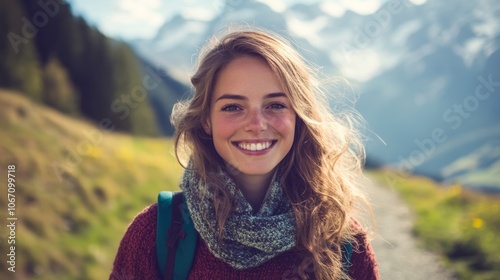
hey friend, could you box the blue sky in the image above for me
[67,0,409,40]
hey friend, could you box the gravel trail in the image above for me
[363,176,456,280]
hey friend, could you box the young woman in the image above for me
[111,29,379,279]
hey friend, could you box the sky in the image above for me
[67,0,407,41]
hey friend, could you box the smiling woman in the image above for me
[110,28,379,280]
[205,56,296,208]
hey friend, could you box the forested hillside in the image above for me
[0,0,176,136]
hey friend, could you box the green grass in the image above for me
[368,169,500,280]
[0,90,184,279]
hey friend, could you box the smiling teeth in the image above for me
[238,142,272,151]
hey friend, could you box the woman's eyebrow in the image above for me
[215,92,287,103]
[264,92,287,99]
[215,94,247,102]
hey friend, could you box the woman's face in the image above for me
[207,55,296,183]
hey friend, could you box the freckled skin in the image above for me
[207,56,296,191]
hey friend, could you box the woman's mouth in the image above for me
[234,141,276,151]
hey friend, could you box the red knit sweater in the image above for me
[110,204,379,280]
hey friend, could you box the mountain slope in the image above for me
[0,89,183,279]
[136,57,191,135]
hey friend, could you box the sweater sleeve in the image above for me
[110,204,162,280]
[349,228,380,280]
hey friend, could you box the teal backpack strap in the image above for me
[341,241,353,274]
[156,191,198,280]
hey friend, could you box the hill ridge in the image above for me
[0,89,183,279]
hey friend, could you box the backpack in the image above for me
[156,191,198,280]
[156,191,353,280]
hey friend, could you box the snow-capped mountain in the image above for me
[131,0,500,191]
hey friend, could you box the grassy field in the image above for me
[368,169,500,280]
[0,90,184,279]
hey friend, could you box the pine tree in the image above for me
[42,56,80,116]
[113,43,157,136]
[0,0,43,101]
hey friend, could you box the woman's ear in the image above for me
[202,119,212,135]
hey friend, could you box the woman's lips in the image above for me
[232,140,277,153]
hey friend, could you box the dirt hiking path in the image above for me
[363,175,456,280]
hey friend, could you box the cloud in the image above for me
[181,3,219,21]
[101,0,165,39]
[320,0,384,17]
[286,16,329,48]
[331,48,383,82]
[182,8,214,21]
[255,0,287,12]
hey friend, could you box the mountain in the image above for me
[131,0,500,191]
[136,57,191,135]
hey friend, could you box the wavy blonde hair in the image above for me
[172,28,369,279]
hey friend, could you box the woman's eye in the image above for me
[268,103,286,110]
[221,104,241,112]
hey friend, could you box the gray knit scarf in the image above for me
[181,163,296,269]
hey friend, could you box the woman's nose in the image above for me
[244,108,267,132]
